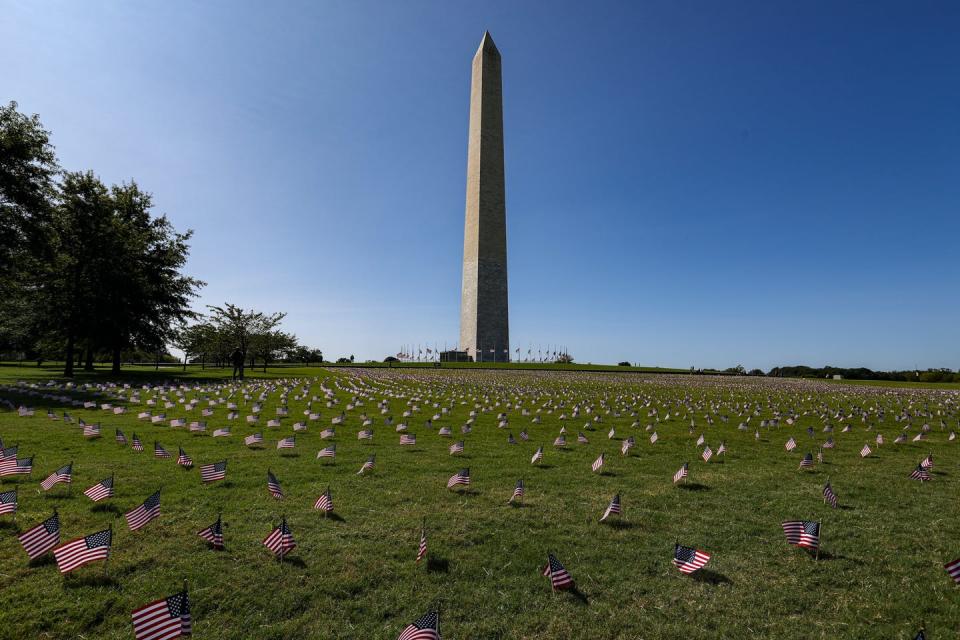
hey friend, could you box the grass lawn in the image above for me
[0,366,957,638]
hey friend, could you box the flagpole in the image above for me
[816,520,822,561]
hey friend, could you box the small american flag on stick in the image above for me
[396,609,440,640]
[84,475,114,502]
[542,553,574,590]
[509,478,524,504]
[198,515,224,550]
[263,517,296,558]
[267,470,284,499]
[600,493,621,522]
[200,460,227,483]
[317,445,336,459]
[673,543,710,574]
[591,453,605,473]
[673,462,689,484]
[131,589,191,640]
[782,520,820,551]
[447,468,470,489]
[41,462,72,490]
[416,524,427,563]
[0,488,17,514]
[18,511,60,559]
[314,487,333,513]
[53,527,111,573]
[357,455,375,475]
[126,490,161,531]
[823,482,838,508]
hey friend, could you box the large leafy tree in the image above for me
[206,304,286,379]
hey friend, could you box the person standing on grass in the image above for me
[231,348,244,380]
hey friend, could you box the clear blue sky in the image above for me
[3,1,958,370]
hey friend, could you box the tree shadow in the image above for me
[28,554,56,568]
[91,503,122,514]
[0,519,19,531]
[426,556,449,573]
[678,483,709,491]
[691,569,732,585]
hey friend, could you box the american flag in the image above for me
[945,557,960,584]
[358,429,373,440]
[817,448,824,463]
[696,434,705,446]
[577,432,588,444]
[177,447,193,467]
[83,422,101,438]
[449,440,464,454]
[41,463,73,490]
[621,436,635,455]
[507,433,517,444]
[357,455,375,475]
[416,526,427,563]
[823,482,838,508]
[591,453,605,472]
[876,433,884,445]
[18,511,60,559]
[53,528,111,573]
[823,437,835,449]
[84,476,114,501]
[799,453,814,468]
[198,515,224,550]
[154,442,171,459]
[717,441,726,456]
[438,426,451,436]
[447,468,470,489]
[116,429,127,444]
[0,444,16,460]
[200,460,227,483]
[894,433,907,444]
[0,488,17,514]
[277,436,295,449]
[400,434,417,446]
[785,437,796,452]
[701,446,713,463]
[321,428,335,439]
[920,453,934,470]
[317,445,336,459]
[519,430,529,441]
[531,446,544,464]
[673,544,711,574]
[509,478,524,503]
[782,520,820,550]
[542,553,574,590]
[600,493,621,521]
[190,420,207,432]
[267,470,284,498]
[909,464,931,481]
[126,490,161,531]
[608,427,616,439]
[650,431,658,444]
[245,432,263,446]
[263,517,296,558]
[396,609,440,640]
[212,427,230,437]
[132,434,144,451]
[314,487,333,512]
[0,456,32,476]
[131,590,191,640]
[860,444,872,458]
[553,435,567,447]
[673,462,689,484]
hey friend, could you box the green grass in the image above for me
[0,367,957,638]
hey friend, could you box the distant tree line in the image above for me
[0,101,202,375]
[767,365,960,383]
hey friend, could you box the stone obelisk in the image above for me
[460,31,509,363]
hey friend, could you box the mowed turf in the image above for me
[0,367,958,639]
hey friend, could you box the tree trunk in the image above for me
[64,334,75,377]
[112,346,121,374]
[84,346,94,372]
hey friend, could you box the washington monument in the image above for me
[460,31,509,363]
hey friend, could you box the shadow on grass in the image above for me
[603,519,634,530]
[278,556,307,568]
[279,453,300,458]
[533,464,555,470]
[837,504,855,511]
[597,471,617,477]
[565,587,589,605]
[91,503,122,514]
[64,573,119,589]
[0,519,18,531]
[426,556,449,573]
[692,569,732,585]
[323,512,346,523]
[450,488,479,497]
[28,554,56,568]
[813,550,848,561]
[678,483,709,491]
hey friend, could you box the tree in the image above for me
[250,330,298,372]
[618,361,631,367]
[206,304,286,380]
[556,353,574,364]
[174,322,217,370]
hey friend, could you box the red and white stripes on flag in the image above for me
[945,558,960,584]
[84,476,115,502]
[0,488,17,514]
[542,553,574,590]
[40,463,72,490]
[673,463,689,483]
[131,590,191,640]
[416,527,427,563]
[18,511,60,559]
[509,478,524,503]
[267,470,284,499]
[860,444,872,458]
[782,520,820,550]
[53,528,111,573]
[125,490,161,531]
[357,455,375,475]
[263,517,296,558]
[245,432,264,446]
[447,468,470,489]
[199,460,227,483]
[531,446,543,464]
[277,437,295,450]
[176,448,193,467]
[317,445,336,459]
[673,544,711,574]
[197,515,224,550]
[591,453,605,472]
[600,493,621,522]
[396,609,440,640]
[314,487,333,513]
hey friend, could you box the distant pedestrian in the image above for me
[231,348,244,380]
